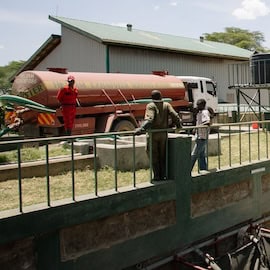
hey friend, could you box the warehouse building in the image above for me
[15,15,252,103]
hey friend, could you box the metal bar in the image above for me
[217,128,221,169]
[45,143,51,207]
[240,90,259,122]
[165,135,168,179]
[229,125,232,167]
[257,127,260,160]
[132,134,136,187]
[114,134,118,192]
[17,144,23,213]
[248,124,251,163]
[149,131,153,181]
[236,89,240,122]
[101,89,116,107]
[237,90,269,112]
[206,132,209,171]
[266,129,269,159]
[94,138,98,196]
[239,124,242,165]
[71,140,75,201]
[259,88,262,121]
[117,88,132,111]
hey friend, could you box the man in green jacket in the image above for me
[135,90,182,181]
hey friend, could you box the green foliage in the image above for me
[0,61,25,128]
[203,27,269,52]
[0,106,4,129]
[0,154,8,164]
[0,60,25,94]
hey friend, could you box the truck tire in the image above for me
[113,120,135,132]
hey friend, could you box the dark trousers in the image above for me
[146,133,167,180]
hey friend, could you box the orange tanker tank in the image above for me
[12,71,186,108]
[10,70,194,137]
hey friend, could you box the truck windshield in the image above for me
[206,81,216,96]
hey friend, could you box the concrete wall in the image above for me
[1,137,270,269]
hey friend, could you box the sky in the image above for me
[1,0,270,66]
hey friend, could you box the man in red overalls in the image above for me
[57,75,79,135]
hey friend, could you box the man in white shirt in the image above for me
[191,99,210,171]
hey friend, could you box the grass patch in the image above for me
[0,143,71,164]
[0,167,150,211]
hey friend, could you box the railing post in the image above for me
[168,136,192,240]
[236,89,240,122]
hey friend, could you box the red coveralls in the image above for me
[57,85,78,135]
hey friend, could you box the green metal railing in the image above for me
[0,132,152,213]
[189,120,270,174]
[1,121,270,214]
[217,104,270,123]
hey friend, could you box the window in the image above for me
[206,81,216,96]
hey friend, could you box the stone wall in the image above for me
[60,201,176,261]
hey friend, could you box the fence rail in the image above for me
[193,121,270,174]
[1,121,270,214]
[217,104,270,123]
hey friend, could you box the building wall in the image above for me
[108,46,236,103]
[36,27,107,72]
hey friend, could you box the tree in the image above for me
[0,61,25,94]
[203,27,268,52]
[0,61,25,129]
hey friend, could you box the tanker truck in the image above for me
[4,70,218,137]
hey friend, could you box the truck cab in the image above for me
[177,76,218,113]
[176,76,218,126]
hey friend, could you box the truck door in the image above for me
[188,81,202,105]
[204,80,218,113]
[179,76,218,113]
[188,79,218,112]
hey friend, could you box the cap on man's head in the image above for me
[151,90,162,101]
[67,75,75,82]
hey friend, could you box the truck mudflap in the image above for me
[37,112,56,126]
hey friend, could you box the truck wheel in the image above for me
[113,120,135,132]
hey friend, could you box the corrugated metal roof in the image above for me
[49,15,252,60]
